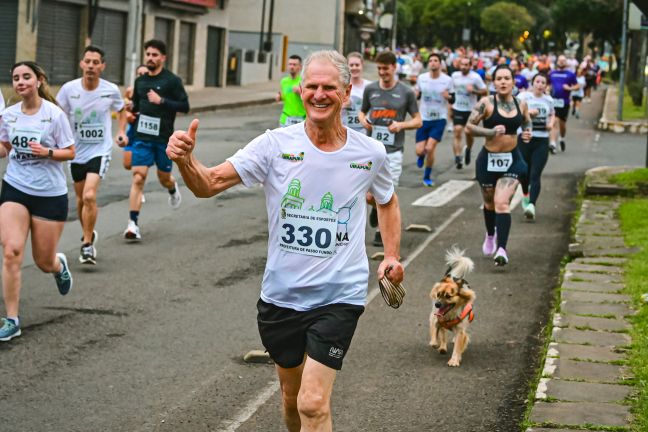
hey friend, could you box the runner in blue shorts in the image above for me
[123,40,188,241]
[414,53,454,186]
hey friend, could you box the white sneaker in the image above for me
[168,183,181,209]
[446,123,454,133]
[524,203,536,221]
[141,194,146,204]
[123,220,141,241]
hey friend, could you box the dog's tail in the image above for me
[445,246,474,280]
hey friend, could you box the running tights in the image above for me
[495,213,511,249]
[520,137,549,205]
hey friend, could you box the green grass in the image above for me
[622,86,647,121]
[618,199,648,432]
[610,168,648,190]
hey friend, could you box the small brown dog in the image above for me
[429,247,475,367]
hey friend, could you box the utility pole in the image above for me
[259,0,266,53]
[617,0,629,122]
[124,0,143,86]
[391,0,397,51]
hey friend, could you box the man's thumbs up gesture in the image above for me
[167,118,200,164]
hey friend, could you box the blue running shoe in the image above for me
[0,318,21,341]
[54,253,73,295]
[423,178,434,187]
[416,155,424,168]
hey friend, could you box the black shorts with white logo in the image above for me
[0,180,68,222]
[452,110,471,126]
[70,155,111,183]
[257,299,364,370]
[554,106,570,122]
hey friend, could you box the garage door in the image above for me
[0,0,19,83]
[36,0,82,84]
[92,8,127,84]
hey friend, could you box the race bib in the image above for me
[426,109,442,120]
[10,128,41,155]
[372,125,395,146]
[454,95,470,111]
[487,152,513,172]
[278,208,337,258]
[285,116,304,126]
[77,123,105,145]
[553,98,565,108]
[529,103,548,130]
[137,114,161,136]
[345,109,361,127]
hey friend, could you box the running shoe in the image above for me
[124,220,142,241]
[560,140,566,152]
[482,232,497,256]
[423,178,434,187]
[79,244,96,265]
[416,155,424,169]
[521,195,530,211]
[54,253,73,295]
[0,318,20,342]
[369,207,378,228]
[549,143,557,155]
[494,247,509,266]
[169,182,182,209]
[574,111,580,119]
[446,123,454,133]
[373,231,383,247]
[455,155,463,170]
[464,148,472,166]
[524,203,536,221]
[79,230,98,245]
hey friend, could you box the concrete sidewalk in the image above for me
[185,79,280,114]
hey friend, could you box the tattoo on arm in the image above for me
[467,100,496,137]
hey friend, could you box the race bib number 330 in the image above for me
[279,208,337,258]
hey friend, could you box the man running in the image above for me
[276,55,306,127]
[509,59,529,96]
[123,39,188,241]
[166,50,404,432]
[451,56,487,169]
[548,54,579,153]
[359,50,421,247]
[414,53,454,186]
[57,45,127,264]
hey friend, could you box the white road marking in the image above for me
[222,207,465,431]
[218,380,281,432]
[412,180,474,207]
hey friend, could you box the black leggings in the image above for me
[519,136,549,205]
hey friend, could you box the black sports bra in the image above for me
[483,96,523,135]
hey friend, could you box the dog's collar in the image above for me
[437,303,474,330]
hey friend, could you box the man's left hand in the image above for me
[378,257,404,285]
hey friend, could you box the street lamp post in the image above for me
[617,0,629,122]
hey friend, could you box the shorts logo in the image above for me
[350,161,372,171]
[329,347,344,359]
[281,152,305,162]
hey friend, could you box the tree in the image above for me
[480,2,535,47]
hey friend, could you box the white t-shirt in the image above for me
[0,100,75,196]
[343,79,371,132]
[415,72,453,121]
[573,76,586,98]
[56,78,124,164]
[228,124,394,311]
[451,71,486,112]
[0,89,5,113]
[518,91,554,138]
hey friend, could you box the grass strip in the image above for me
[618,199,648,432]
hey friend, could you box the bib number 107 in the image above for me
[281,223,332,249]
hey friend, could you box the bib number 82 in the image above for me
[281,223,332,249]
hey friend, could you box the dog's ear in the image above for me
[430,282,441,299]
[458,286,476,302]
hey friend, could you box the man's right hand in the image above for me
[167,119,199,164]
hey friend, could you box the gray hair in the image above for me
[303,50,351,88]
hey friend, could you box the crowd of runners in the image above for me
[0,37,597,432]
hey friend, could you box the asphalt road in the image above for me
[0,88,645,432]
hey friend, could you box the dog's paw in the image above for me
[429,341,439,349]
[447,358,461,367]
[438,347,447,355]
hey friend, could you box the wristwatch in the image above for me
[48,149,54,159]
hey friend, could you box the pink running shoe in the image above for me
[482,232,497,256]
[494,247,509,266]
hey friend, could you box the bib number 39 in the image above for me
[487,152,513,172]
[279,208,337,258]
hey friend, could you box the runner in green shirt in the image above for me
[276,55,306,126]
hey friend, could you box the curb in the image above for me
[598,87,648,134]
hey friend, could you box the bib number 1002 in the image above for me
[281,224,332,249]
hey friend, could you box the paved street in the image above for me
[0,88,645,431]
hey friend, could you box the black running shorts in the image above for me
[257,299,364,370]
[452,110,471,126]
[70,155,111,183]
[0,180,68,222]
